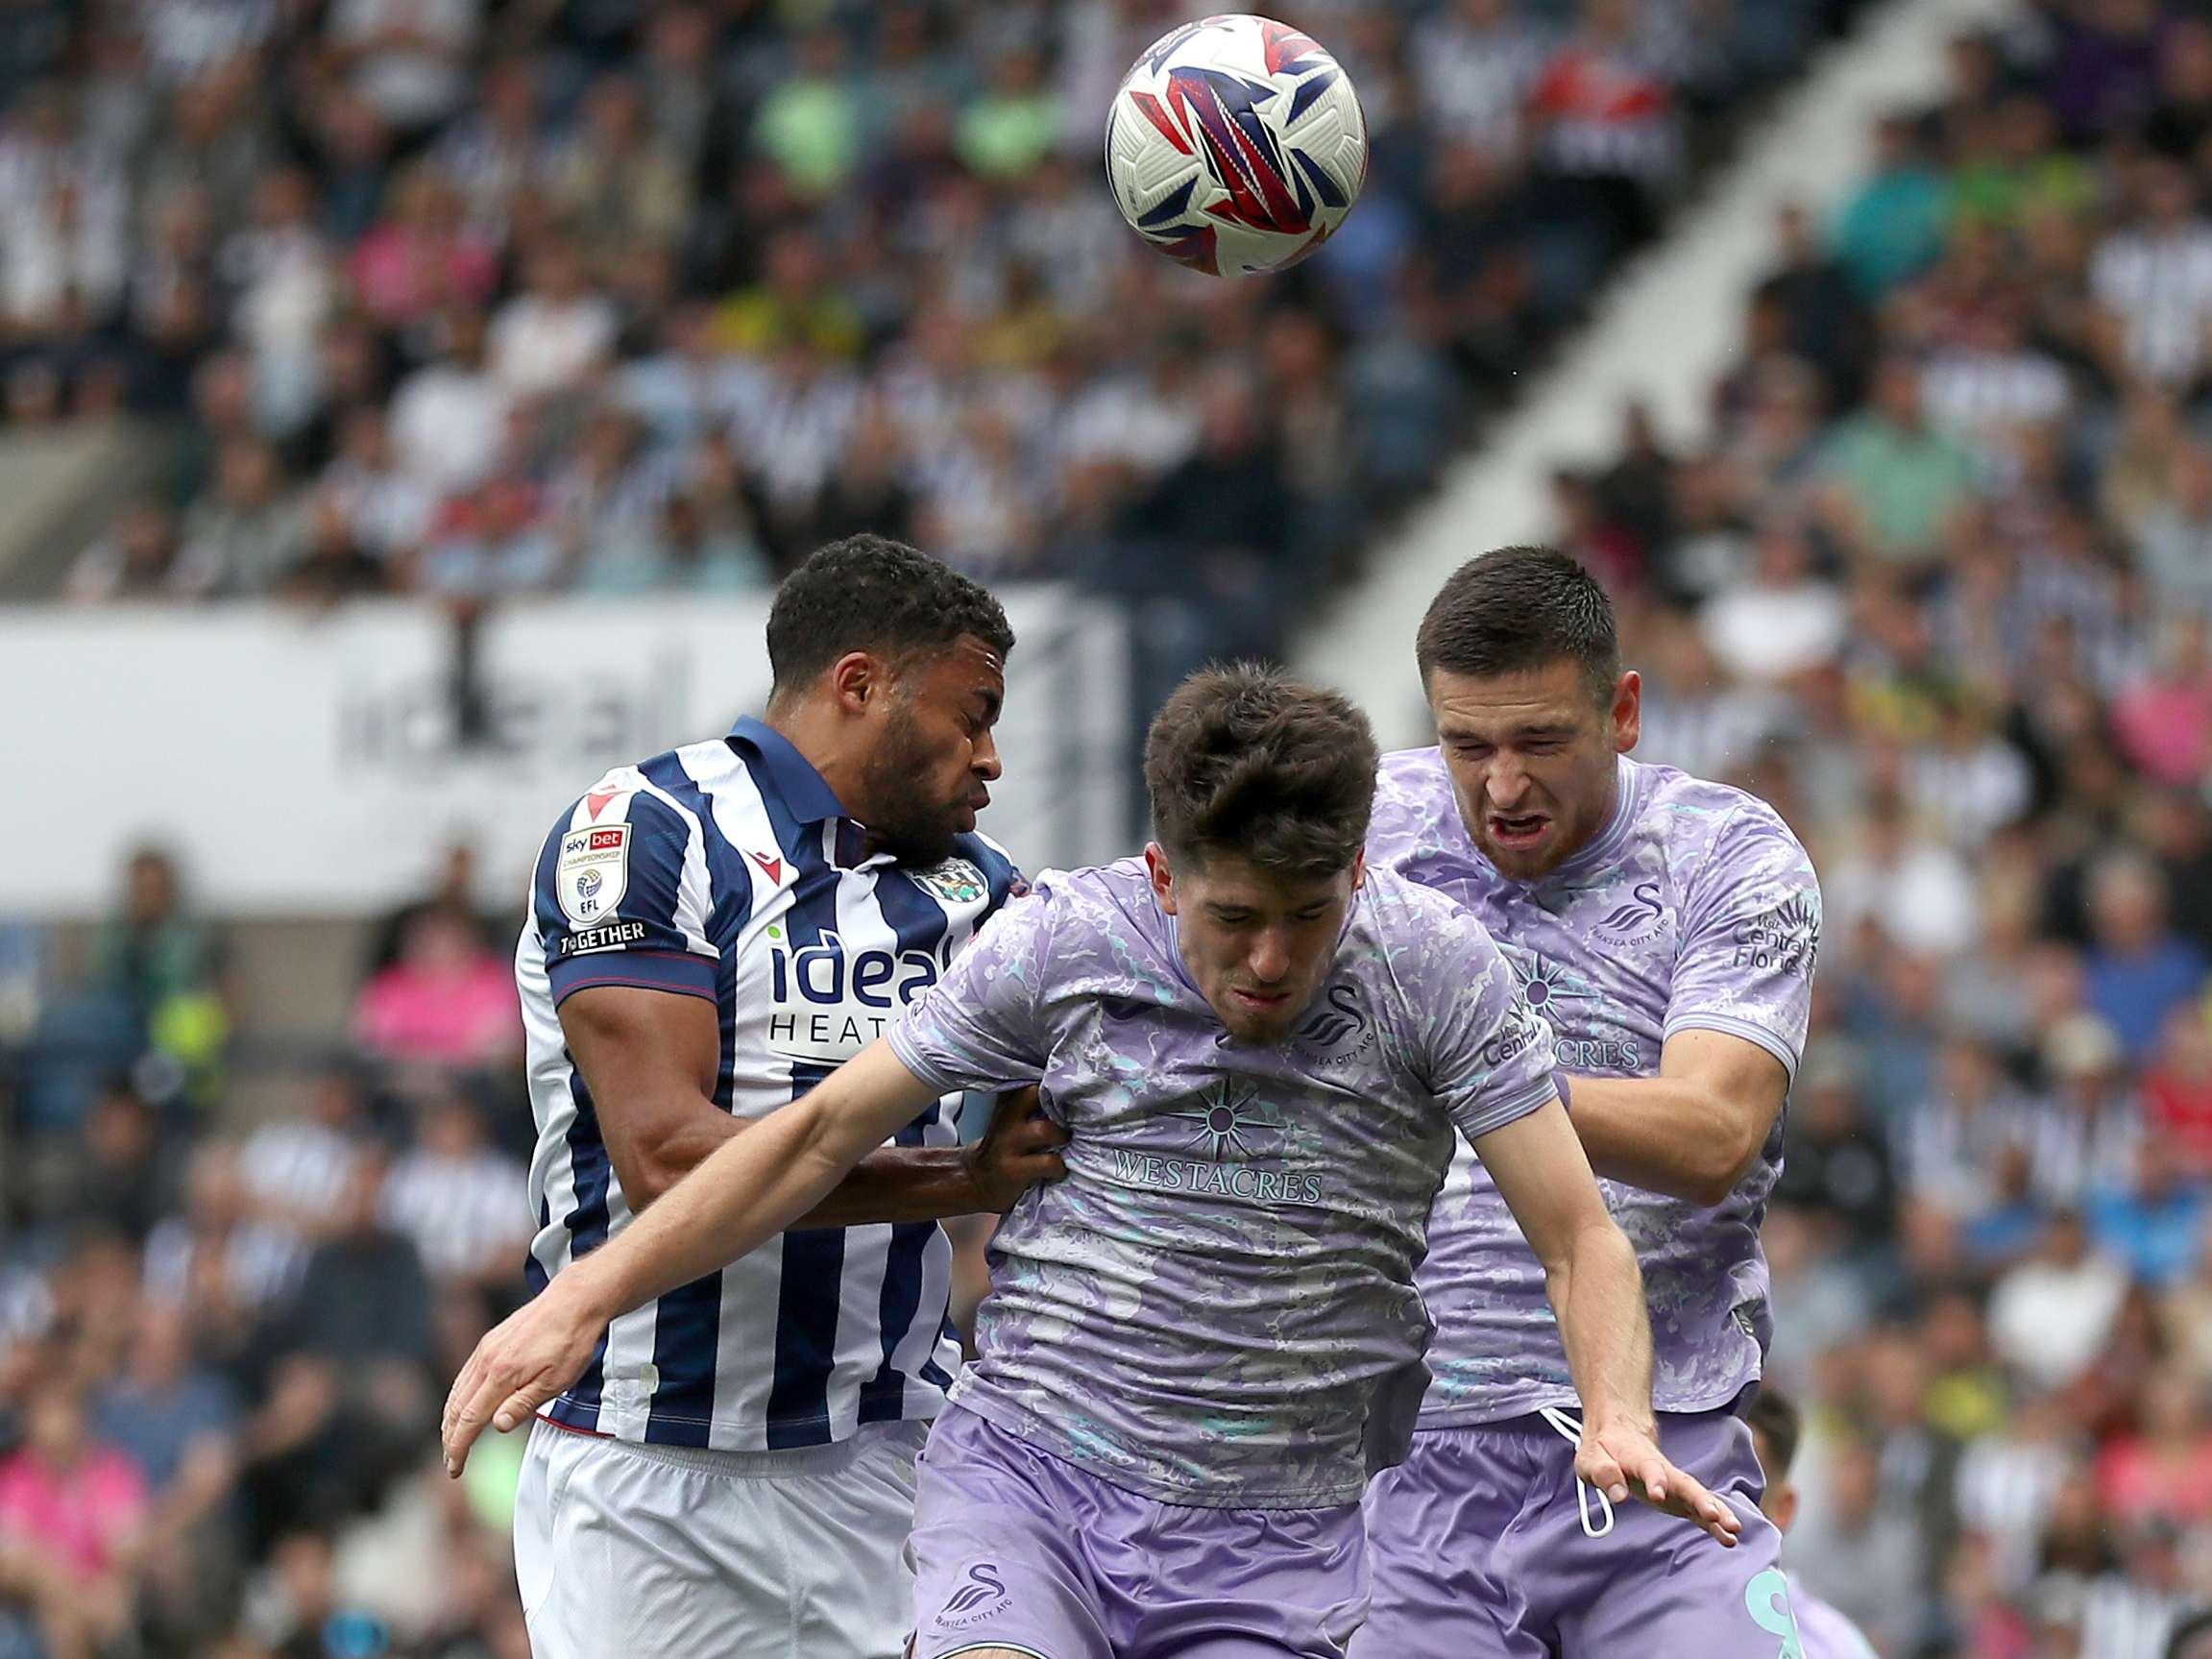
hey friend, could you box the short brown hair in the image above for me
[1416,546,1619,704]
[1144,666,1378,877]
[1745,1386,1801,1479]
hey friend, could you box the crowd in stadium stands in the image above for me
[53,1,2212,1658]
[0,840,537,1659]
[1538,12,2212,1657]
[25,0,1849,701]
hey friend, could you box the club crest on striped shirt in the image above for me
[912,857,986,905]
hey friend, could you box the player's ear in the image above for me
[1611,670,1641,756]
[1767,1479,1798,1534]
[1144,843,1179,914]
[826,649,886,717]
[1349,851,1367,891]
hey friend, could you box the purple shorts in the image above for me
[1353,1405,1797,1659]
[909,1407,1369,1659]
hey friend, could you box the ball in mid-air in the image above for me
[1105,13,1367,280]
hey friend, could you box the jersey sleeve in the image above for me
[1664,806,1821,1079]
[1414,902,1563,1143]
[535,777,722,1007]
[888,887,1054,1093]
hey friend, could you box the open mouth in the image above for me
[1487,812,1551,850]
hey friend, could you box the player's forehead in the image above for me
[1184,851,1349,910]
[903,635,1006,711]
[1426,660,1595,736]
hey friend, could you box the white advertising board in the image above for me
[0,590,1130,917]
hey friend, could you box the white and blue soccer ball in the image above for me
[1105,13,1368,279]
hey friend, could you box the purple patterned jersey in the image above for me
[1367,750,1819,1425]
[887,858,1560,1509]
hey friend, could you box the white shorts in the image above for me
[515,1417,929,1659]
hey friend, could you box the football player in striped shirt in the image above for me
[504,536,1067,1659]
[447,667,1739,1659]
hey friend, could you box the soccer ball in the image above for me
[1105,13,1367,279]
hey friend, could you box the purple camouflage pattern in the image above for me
[1364,750,1820,1425]
[887,856,1561,1510]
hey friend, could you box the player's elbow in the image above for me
[607,1124,723,1212]
[1685,1121,1765,1208]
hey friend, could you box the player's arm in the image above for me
[444,1037,947,1471]
[1473,1100,1741,1547]
[562,984,1063,1224]
[1560,1029,1788,1208]
[1571,821,1818,1207]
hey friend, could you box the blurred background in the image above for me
[5,0,2212,1654]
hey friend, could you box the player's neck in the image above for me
[762,698,867,818]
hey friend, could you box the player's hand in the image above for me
[1575,1416,1743,1547]
[441,1276,607,1476]
[961,1086,1070,1212]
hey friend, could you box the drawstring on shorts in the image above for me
[1538,1406,1616,1540]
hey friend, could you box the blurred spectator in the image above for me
[0,1383,147,1659]
[239,1068,374,1244]
[957,45,1060,181]
[377,1090,527,1293]
[486,236,615,400]
[2091,156,2212,395]
[2083,852,2207,1064]
[1819,354,1976,571]
[2090,1140,2209,1291]
[350,904,520,1070]
[1791,1433,1927,1653]
[2145,1006,2212,1178]
[1831,111,1949,299]
[1988,1210,2130,1393]
[1697,514,1847,685]
[171,435,309,597]
[388,308,509,496]
[92,1299,240,1647]
[546,72,691,271]
[65,499,183,603]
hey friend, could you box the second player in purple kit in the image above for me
[440,666,1743,1659]
[1355,547,1824,1659]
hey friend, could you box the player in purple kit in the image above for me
[1746,1389,1881,1659]
[1356,547,1823,1658]
[443,667,1740,1659]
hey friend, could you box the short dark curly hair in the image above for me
[766,535,1014,694]
[1416,546,1619,705]
[1145,666,1378,877]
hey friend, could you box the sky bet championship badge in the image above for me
[557,822,631,927]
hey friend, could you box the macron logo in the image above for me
[749,850,786,885]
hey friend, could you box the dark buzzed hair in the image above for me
[766,535,1014,694]
[1145,666,1378,877]
[1745,1387,1801,1480]
[1416,546,1620,704]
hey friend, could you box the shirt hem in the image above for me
[945,1388,1366,1512]
[1415,1369,1763,1430]
[547,1381,948,1451]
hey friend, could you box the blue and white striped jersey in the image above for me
[518,716,1023,1452]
